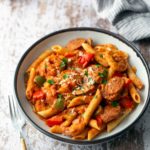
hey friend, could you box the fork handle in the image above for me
[20,138,27,150]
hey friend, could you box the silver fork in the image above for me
[8,95,27,150]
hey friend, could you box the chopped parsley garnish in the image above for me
[47,79,54,85]
[63,74,68,79]
[111,101,119,107]
[84,70,88,76]
[100,54,103,58]
[98,72,105,78]
[98,69,108,78]
[102,79,107,84]
[34,75,46,87]
[55,94,64,110]
[88,77,95,85]
[96,63,101,67]
[60,58,68,68]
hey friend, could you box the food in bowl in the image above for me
[25,38,144,140]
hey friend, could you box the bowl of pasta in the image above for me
[14,28,150,144]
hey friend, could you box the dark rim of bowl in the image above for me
[14,27,150,145]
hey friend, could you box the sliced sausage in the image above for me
[100,105,122,123]
[113,51,128,72]
[103,77,124,101]
[67,38,85,50]
[85,65,104,84]
[116,59,128,72]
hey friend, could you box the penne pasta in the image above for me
[51,45,63,53]
[94,51,109,67]
[72,128,88,140]
[86,38,92,46]
[67,96,91,108]
[129,83,141,103]
[61,113,77,127]
[25,38,144,140]
[89,119,100,130]
[87,127,105,140]
[37,107,58,118]
[127,64,143,89]
[50,125,64,134]
[107,109,132,132]
[27,50,51,72]
[26,68,36,99]
[105,51,117,78]
[83,89,102,125]
[82,43,95,54]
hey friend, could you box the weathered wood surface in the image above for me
[0,0,149,150]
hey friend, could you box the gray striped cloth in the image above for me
[93,0,150,41]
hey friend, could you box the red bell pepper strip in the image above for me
[120,96,134,109]
[33,90,45,100]
[46,116,63,127]
[78,53,94,67]
[124,79,132,88]
[112,72,123,77]
[96,115,103,126]
[64,52,75,58]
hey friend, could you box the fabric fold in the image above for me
[93,0,150,41]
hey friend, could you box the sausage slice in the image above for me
[103,77,124,101]
[100,105,122,123]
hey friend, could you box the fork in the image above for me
[8,95,27,150]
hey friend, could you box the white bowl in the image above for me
[14,28,150,145]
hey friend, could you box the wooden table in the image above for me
[0,0,150,149]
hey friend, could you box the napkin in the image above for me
[93,0,150,41]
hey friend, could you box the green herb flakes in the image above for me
[60,58,68,68]
[100,54,103,58]
[111,101,119,107]
[47,79,54,85]
[102,79,107,84]
[96,64,101,67]
[63,74,68,79]
[84,70,88,76]
[34,75,46,87]
[98,69,108,78]
[55,94,64,110]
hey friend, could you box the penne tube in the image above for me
[27,50,51,72]
[26,68,36,99]
[64,117,86,137]
[87,128,101,140]
[37,107,58,118]
[107,109,132,132]
[83,89,102,125]
[129,83,141,103]
[104,44,118,51]
[61,113,77,127]
[94,52,109,67]
[82,43,95,54]
[89,119,100,130]
[105,51,117,78]
[50,125,64,134]
[51,45,63,53]
[131,66,137,73]
[127,64,143,89]
[67,96,91,108]
[72,128,89,140]
[86,38,92,46]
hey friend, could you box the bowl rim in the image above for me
[14,27,150,145]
